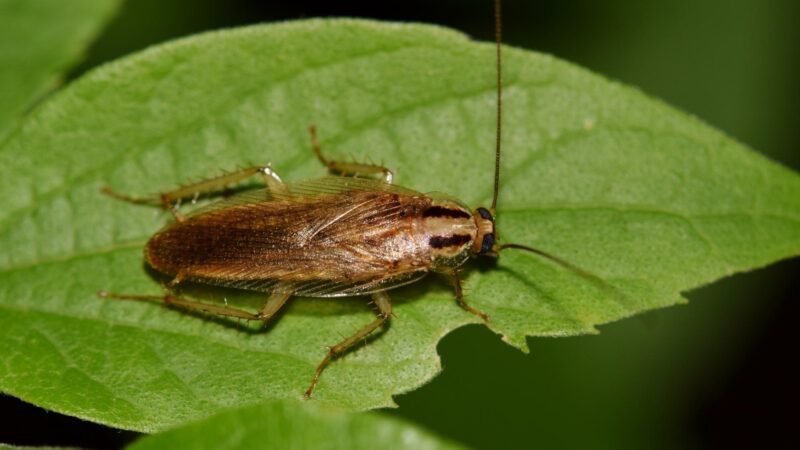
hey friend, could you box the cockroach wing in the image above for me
[225,269,429,298]
[149,178,436,298]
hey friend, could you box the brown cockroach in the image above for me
[98,0,578,398]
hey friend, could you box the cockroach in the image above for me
[98,0,581,398]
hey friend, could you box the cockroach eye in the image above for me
[480,233,495,255]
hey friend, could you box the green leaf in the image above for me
[0,0,120,139]
[0,19,798,431]
[126,400,464,450]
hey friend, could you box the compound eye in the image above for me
[480,233,495,255]
[477,207,494,221]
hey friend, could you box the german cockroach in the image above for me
[98,0,582,398]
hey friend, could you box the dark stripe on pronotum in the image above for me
[422,206,471,219]
[429,234,472,249]
[480,233,495,254]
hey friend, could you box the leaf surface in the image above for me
[0,19,798,431]
[0,0,120,139]
[126,400,463,450]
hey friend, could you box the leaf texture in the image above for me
[0,0,120,139]
[0,19,798,431]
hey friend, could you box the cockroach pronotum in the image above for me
[98,0,586,398]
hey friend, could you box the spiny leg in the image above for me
[102,165,286,221]
[97,288,292,321]
[304,291,393,398]
[309,125,394,184]
[446,269,490,322]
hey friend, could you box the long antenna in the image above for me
[491,0,503,212]
[498,243,589,277]
[498,243,619,294]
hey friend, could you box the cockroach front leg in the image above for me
[101,165,286,221]
[97,288,292,322]
[445,269,490,322]
[309,125,394,184]
[304,291,393,398]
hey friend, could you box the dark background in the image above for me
[2,1,798,449]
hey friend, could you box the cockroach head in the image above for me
[472,207,498,257]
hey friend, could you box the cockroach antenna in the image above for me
[487,1,600,281]
[491,0,503,213]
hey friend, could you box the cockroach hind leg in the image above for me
[304,291,393,399]
[309,124,394,184]
[96,290,280,322]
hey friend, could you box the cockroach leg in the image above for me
[304,290,393,398]
[157,166,285,206]
[309,125,394,184]
[257,289,292,320]
[96,289,291,322]
[257,164,288,197]
[101,165,286,221]
[447,269,490,322]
